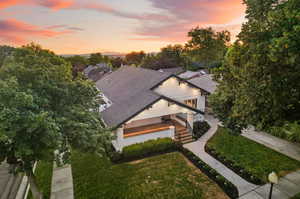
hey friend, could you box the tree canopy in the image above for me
[210,0,300,132]
[88,52,110,66]
[0,44,111,199]
[140,45,187,70]
[125,51,146,66]
[185,27,230,67]
[64,55,88,78]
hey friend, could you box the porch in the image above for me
[123,115,195,145]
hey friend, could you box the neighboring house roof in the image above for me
[96,67,172,127]
[188,74,217,94]
[84,63,112,82]
[158,67,184,75]
[179,71,203,79]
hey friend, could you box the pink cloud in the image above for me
[0,18,73,44]
[0,0,74,10]
[38,0,74,11]
[0,0,246,44]
[0,0,23,9]
[132,0,246,42]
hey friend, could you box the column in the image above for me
[116,126,124,151]
[197,94,206,112]
[169,126,175,139]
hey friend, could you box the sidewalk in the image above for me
[242,127,300,161]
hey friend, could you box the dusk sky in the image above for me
[0,0,246,54]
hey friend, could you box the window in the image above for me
[184,98,197,108]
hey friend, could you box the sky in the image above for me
[0,0,246,54]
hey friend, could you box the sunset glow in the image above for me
[0,0,246,54]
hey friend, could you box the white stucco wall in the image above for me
[128,99,196,122]
[154,77,200,100]
[153,77,205,111]
[125,117,162,128]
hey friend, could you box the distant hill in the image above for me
[61,52,126,58]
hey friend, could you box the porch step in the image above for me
[175,136,195,144]
[175,130,195,144]
[175,132,191,139]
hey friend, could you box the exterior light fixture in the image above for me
[268,172,278,199]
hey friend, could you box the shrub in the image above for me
[283,121,300,143]
[109,138,177,162]
[267,121,300,143]
[193,121,211,139]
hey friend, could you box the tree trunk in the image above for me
[26,170,43,199]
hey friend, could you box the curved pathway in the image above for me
[184,115,258,197]
[184,115,300,199]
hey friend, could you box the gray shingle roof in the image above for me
[84,63,112,82]
[159,67,184,75]
[96,66,172,127]
[188,74,217,94]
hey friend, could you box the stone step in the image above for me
[175,132,191,139]
[178,137,195,144]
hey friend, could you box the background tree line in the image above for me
[64,26,231,76]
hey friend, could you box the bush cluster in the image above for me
[267,121,300,143]
[193,121,211,139]
[180,146,239,199]
[205,146,264,185]
[108,138,178,163]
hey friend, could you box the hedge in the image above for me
[193,121,211,139]
[108,138,178,163]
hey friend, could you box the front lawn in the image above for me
[206,127,300,183]
[71,151,229,199]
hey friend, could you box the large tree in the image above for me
[210,0,300,132]
[0,44,111,199]
[64,55,88,78]
[0,45,15,67]
[185,27,230,67]
[125,51,146,66]
[88,52,105,65]
[140,44,187,70]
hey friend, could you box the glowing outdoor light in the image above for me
[268,172,278,199]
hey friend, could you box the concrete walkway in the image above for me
[242,127,300,161]
[50,164,74,199]
[184,115,258,197]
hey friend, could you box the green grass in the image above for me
[71,151,229,199]
[27,161,53,199]
[291,193,300,199]
[207,127,300,182]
